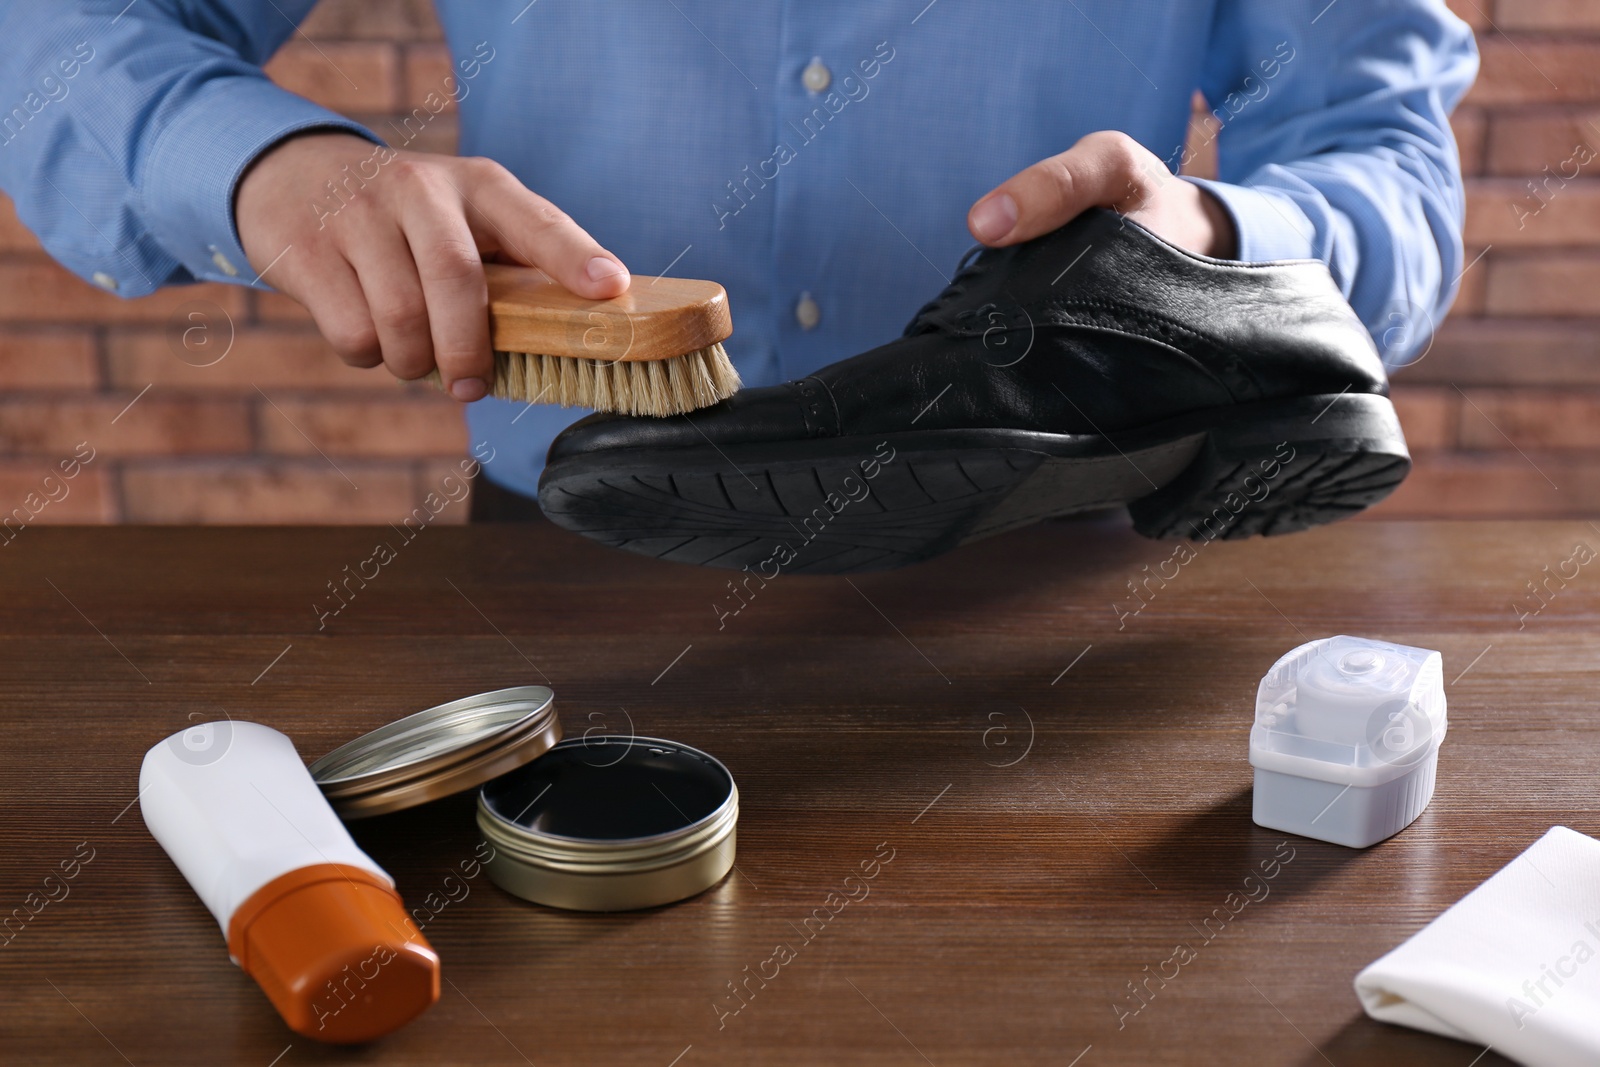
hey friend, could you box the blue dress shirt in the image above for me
[0,1,1478,499]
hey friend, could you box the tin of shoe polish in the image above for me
[310,691,738,911]
[477,736,738,911]
[310,686,562,819]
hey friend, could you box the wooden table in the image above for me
[3,516,1592,1066]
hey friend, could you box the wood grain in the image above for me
[4,516,1594,1065]
[484,264,731,360]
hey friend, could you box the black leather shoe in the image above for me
[538,208,1410,574]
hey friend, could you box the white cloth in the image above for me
[1355,826,1600,1067]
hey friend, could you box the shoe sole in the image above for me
[538,392,1411,574]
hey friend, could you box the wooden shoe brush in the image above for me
[429,263,738,417]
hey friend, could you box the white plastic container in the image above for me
[139,721,439,1042]
[1249,636,1446,848]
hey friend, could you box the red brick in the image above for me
[299,0,442,41]
[417,459,477,525]
[360,111,459,156]
[0,462,114,523]
[257,396,465,457]
[0,329,98,388]
[1451,246,1490,315]
[0,397,251,457]
[1484,108,1600,176]
[1444,0,1492,31]
[0,259,247,324]
[1390,386,1458,449]
[108,327,400,391]
[1451,106,1486,176]
[1468,40,1600,106]
[1465,177,1600,245]
[250,289,315,324]
[264,41,400,114]
[402,44,456,112]
[1497,0,1600,32]
[120,461,417,523]
[1367,452,1596,518]
[1179,94,1222,181]
[0,193,42,253]
[1485,250,1600,314]
[1402,318,1600,384]
[406,112,458,156]
[1457,388,1600,448]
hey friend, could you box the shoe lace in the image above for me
[903,245,991,335]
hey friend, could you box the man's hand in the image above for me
[235,132,630,402]
[967,131,1238,259]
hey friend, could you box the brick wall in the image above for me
[0,0,1591,523]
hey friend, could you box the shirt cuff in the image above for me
[139,75,382,288]
[1181,176,1318,264]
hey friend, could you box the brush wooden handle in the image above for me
[484,263,731,362]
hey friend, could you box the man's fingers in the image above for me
[347,224,436,382]
[399,180,492,402]
[238,142,627,394]
[968,131,1163,246]
[461,159,630,299]
[293,258,382,369]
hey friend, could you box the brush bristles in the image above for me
[434,344,740,417]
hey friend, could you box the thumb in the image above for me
[968,132,1160,247]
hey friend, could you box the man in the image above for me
[0,2,1476,565]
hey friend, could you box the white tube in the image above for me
[138,721,438,1044]
[139,720,389,939]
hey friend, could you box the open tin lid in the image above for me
[310,686,561,819]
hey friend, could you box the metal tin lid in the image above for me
[477,736,738,911]
[310,686,561,819]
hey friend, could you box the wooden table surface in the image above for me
[2,516,1594,1066]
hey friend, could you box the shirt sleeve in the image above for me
[1184,0,1479,366]
[0,0,381,297]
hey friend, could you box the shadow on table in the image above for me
[1081,787,1364,911]
[1301,1014,1515,1067]
[661,510,1154,643]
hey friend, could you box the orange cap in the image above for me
[226,864,440,1044]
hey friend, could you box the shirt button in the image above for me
[209,246,239,277]
[91,271,118,292]
[794,292,821,331]
[801,59,831,93]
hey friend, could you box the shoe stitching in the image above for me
[940,298,1258,402]
[1036,298,1267,401]
[815,376,843,435]
[792,376,841,438]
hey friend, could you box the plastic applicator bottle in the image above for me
[139,720,439,1043]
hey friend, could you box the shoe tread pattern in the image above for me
[1129,449,1410,541]
[539,451,1041,573]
